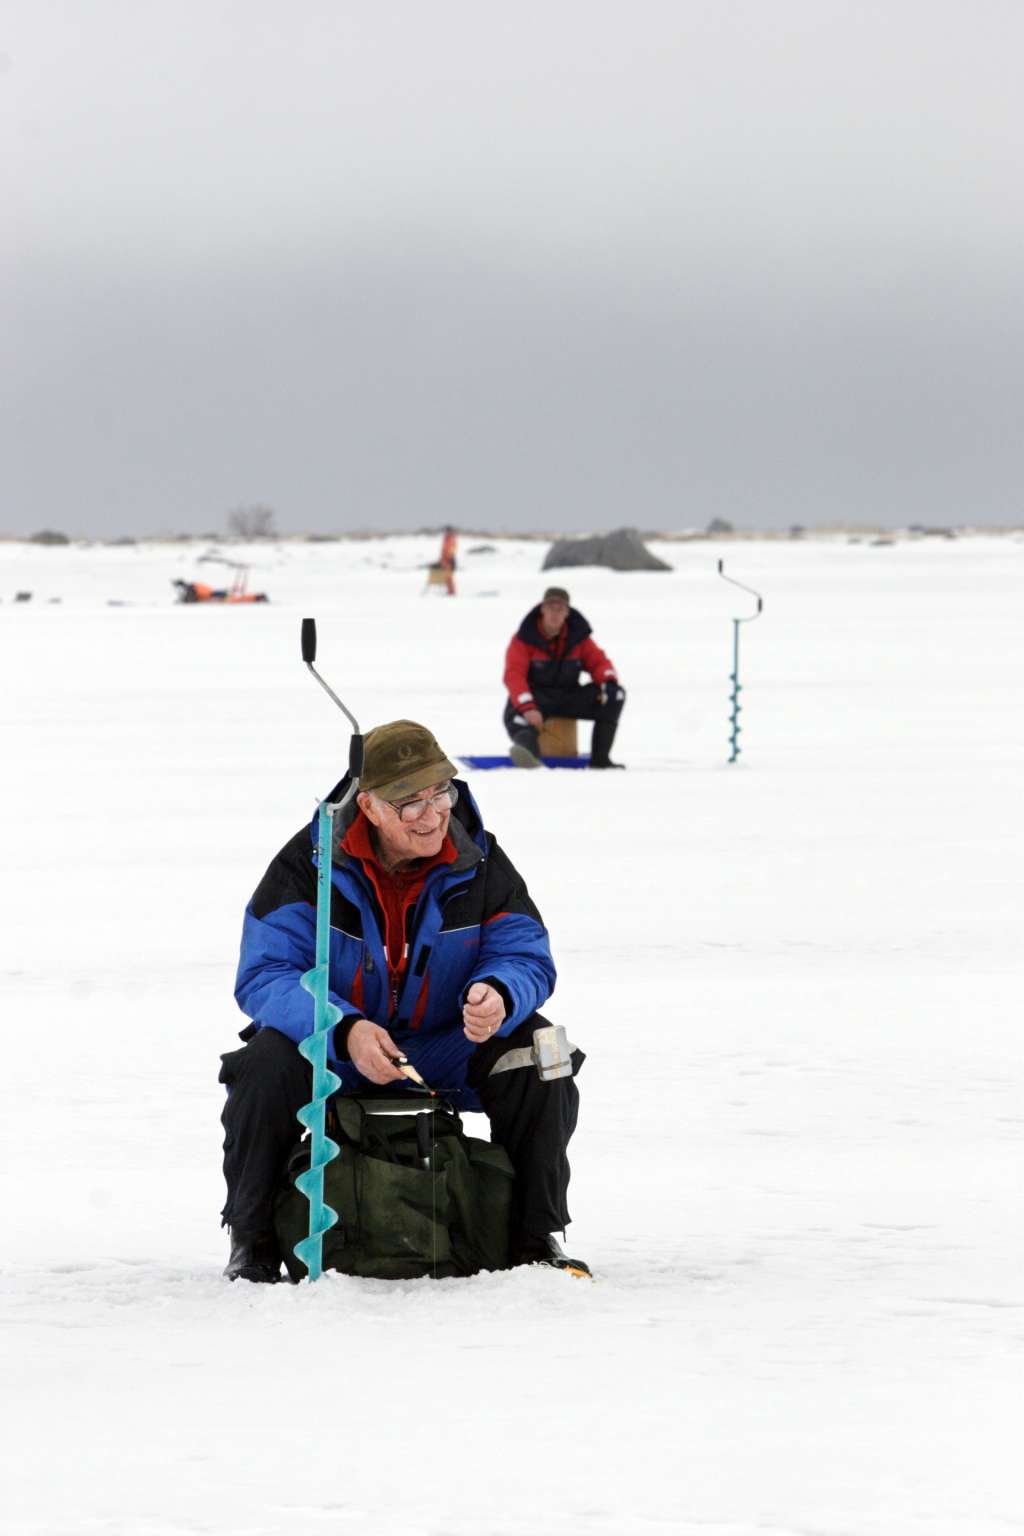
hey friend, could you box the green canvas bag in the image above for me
[274,1095,515,1281]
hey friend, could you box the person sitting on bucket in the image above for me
[503,586,626,768]
[219,719,587,1282]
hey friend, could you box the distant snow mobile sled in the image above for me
[173,580,269,604]
[172,557,269,604]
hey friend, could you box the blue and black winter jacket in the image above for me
[234,778,555,1094]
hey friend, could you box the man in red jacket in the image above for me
[503,586,626,768]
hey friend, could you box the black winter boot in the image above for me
[224,1228,282,1284]
[512,1232,592,1278]
[589,716,623,769]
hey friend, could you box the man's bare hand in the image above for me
[523,709,543,731]
[462,982,506,1043]
[346,1019,406,1084]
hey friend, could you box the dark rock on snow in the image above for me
[542,527,671,573]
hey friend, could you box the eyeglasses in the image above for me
[385,783,459,823]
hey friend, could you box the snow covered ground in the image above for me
[2,533,1022,1536]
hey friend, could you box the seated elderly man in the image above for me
[219,719,587,1283]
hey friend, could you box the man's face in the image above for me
[359,781,453,865]
[539,599,569,637]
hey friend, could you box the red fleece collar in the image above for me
[341,810,457,882]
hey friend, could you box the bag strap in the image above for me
[488,1040,578,1077]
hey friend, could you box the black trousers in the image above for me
[219,1015,584,1243]
[503,683,625,765]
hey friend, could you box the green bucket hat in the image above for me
[360,720,458,801]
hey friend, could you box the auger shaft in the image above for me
[728,619,743,763]
[295,800,342,1281]
[294,618,363,1280]
[717,560,763,765]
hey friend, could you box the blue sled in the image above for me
[458,754,591,770]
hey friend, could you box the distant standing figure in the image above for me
[503,586,626,768]
[426,525,458,595]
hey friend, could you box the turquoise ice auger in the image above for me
[717,560,764,764]
[295,618,363,1281]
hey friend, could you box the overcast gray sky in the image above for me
[4,1,1023,536]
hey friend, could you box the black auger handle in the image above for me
[349,734,364,780]
[300,617,362,750]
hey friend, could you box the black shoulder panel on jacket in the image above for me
[250,827,315,920]
[250,826,368,936]
[439,832,544,932]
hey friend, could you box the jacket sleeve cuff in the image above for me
[472,976,514,1021]
[330,1014,364,1062]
